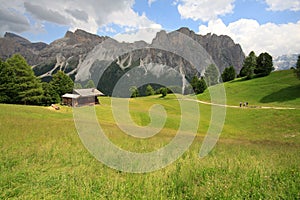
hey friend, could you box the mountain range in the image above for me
[0,28,245,95]
[273,54,298,71]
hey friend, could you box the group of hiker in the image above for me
[239,102,248,107]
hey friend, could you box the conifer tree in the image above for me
[84,80,96,88]
[240,51,257,79]
[50,70,73,98]
[0,54,43,105]
[145,85,155,96]
[222,66,236,82]
[255,52,273,77]
[204,64,220,86]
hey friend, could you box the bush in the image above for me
[130,86,139,98]
[160,87,167,97]
[222,66,236,82]
[146,85,155,96]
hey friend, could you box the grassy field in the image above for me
[199,69,300,108]
[1,70,300,199]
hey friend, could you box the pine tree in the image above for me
[0,59,15,103]
[160,87,168,97]
[41,82,60,105]
[1,54,44,105]
[74,83,83,89]
[255,52,273,77]
[241,51,257,79]
[145,85,155,96]
[190,75,207,94]
[198,77,207,94]
[204,64,220,86]
[222,66,236,82]
[50,70,73,98]
[191,75,199,93]
[84,80,96,88]
[130,86,139,98]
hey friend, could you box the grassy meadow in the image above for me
[1,70,300,199]
[199,69,300,109]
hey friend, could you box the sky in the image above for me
[1,0,300,57]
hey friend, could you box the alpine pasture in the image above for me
[1,70,299,199]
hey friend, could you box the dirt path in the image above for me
[181,98,297,110]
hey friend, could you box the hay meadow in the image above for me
[1,70,299,199]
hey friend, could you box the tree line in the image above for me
[130,85,169,98]
[129,51,277,97]
[186,51,277,95]
[189,64,234,95]
[239,51,274,79]
[0,54,73,106]
[129,63,230,97]
[1,52,296,105]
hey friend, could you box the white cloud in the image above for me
[265,0,300,11]
[24,2,70,25]
[113,26,162,43]
[0,7,30,34]
[0,0,162,37]
[103,26,116,33]
[199,19,300,57]
[65,9,89,23]
[176,0,235,22]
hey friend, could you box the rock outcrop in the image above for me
[177,27,245,73]
[0,28,245,94]
[0,29,107,81]
[0,32,48,65]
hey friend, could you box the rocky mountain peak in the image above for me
[273,54,299,70]
[174,27,245,72]
[152,30,168,44]
[74,29,95,37]
[177,27,196,36]
[63,29,107,45]
[64,31,74,38]
[0,32,48,65]
[4,32,31,44]
[0,28,246,85]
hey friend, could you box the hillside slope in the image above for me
[198,70,300,108]
[0,77,299,198]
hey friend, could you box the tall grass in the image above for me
[1,90,299,199]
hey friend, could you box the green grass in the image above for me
[1,71,300,199]
[199,70,300,108]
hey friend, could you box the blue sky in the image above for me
[1,0,300,56]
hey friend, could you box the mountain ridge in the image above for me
[0,28,245,93]
[273,54,298,71]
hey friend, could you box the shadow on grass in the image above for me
[260,84,300,103]
[228,78,246,83]
[229,75,267,84]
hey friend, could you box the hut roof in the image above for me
[62,93,80,99]
[73,88,104,97]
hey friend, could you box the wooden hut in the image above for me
[62,88,104,107]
